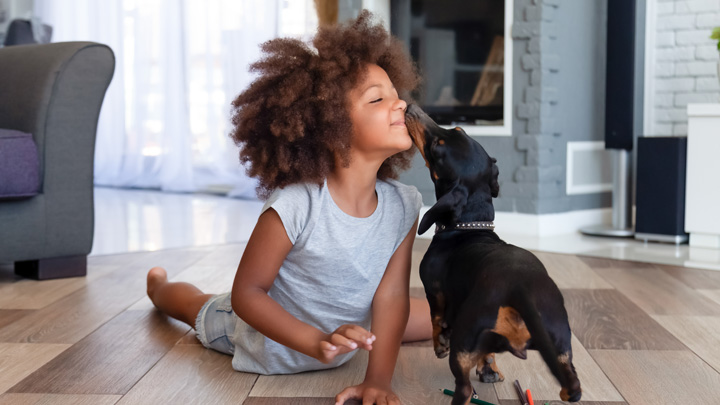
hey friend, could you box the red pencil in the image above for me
[525,389,534,405]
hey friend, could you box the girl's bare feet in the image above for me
[147,266,168,302]
[145,266,213,327]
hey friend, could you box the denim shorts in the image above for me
[195,292,236,355]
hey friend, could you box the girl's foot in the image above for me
[147,266,168,300]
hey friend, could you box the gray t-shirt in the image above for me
[229,178,422,375]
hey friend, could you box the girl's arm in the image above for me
[334,219,419,405]
[231,209,372,362]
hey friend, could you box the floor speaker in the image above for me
[580,0,641,238]
[635,136,688,244]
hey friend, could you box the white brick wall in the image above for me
[651,0,720,136]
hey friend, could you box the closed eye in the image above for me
[370,98,383,103]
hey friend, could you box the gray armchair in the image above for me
[0,42,114,279]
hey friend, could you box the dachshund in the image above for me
[405,104,582,405]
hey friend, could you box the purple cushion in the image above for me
[0,128,40,199]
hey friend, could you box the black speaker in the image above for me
[605,0,636,151]
[635,137,688,243]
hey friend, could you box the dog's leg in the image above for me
[548,327,582,402]
[557,350,582,402]
[476,352,504,383]
[449,348,479,405]
[426,290,450,358]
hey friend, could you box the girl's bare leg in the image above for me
[146,267,214,328]
[402,297,432,342]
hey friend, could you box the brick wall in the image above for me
[653,0,720,136]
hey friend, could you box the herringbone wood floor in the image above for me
[2,239,720,404]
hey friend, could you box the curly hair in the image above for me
[229,10,420,199]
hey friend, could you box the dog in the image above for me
[404,104,582,405]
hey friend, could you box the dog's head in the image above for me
[405,104,499,235]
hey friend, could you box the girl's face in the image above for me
[348,64,411,161]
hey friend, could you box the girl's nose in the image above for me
[395,98,407,111]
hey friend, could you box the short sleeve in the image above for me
[261,184,312,244]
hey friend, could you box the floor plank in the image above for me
[662,265,720,290]
[4,243,720,403]
[177,330,202,345]
[392,347,498,405]
[116,344,256,404]
[585,259,720,316]
[0,393,121,405]
[493,335,624,402]
[534,252,614,289]
[249,351,367,398]
[0,343,70,394]
[243,398,336,405]
[249,346,485,405]
[698,289,720,307]
[498,401,626,405]
[562,289,686,350]
[0,264,119,310]
[652,315,720,374]
[8,310,189,395]
[589,350,720,405]
[0,310,31,330]
[0,248,211,344]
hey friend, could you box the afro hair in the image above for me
[229,10,420,199]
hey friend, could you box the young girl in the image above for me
[146,11,431,405]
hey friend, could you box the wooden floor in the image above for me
[2,239,720,405]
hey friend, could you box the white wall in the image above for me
[0,0,35,43]
[646,0,720,136]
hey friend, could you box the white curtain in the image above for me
[33,0,318,198]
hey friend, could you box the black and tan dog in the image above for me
[405,104,581,405]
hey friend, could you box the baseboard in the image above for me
[416,206,612,239]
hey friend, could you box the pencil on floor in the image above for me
[514,380,528,405]
[526,389,534,405]
[440,388,497,405]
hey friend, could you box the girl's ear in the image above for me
[418,184,469,234]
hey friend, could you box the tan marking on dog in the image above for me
[438,139,445,145]
[491,306,531,353]
[405,119,430,168]
[432,314,443,340]
[432,171,439,180]
[558,352,570,364]
[431,312,446,352]
[457,351,479,374]
[560,387,570,401]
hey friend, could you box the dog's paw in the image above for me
[434,332,450,358]
[477,367,505,383]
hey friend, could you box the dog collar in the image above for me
[435,221,495,233]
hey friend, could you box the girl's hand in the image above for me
[317,324,376,364]
[334,382,400,405]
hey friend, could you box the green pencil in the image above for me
[441,388,497,405]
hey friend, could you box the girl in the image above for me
[146,11,431,405]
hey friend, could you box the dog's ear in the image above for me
[489,157,500,198]
[418,184,469,234]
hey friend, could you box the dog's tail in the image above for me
[508,288,568,388]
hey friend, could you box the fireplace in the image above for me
[390,0,513,136]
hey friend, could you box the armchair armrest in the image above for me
[0,42,115,274]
